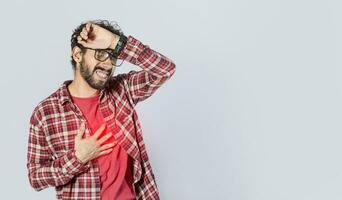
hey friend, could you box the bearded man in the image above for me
[26,20,176,200]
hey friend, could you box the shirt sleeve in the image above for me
[117,36,176,105]
[26,109,90,191]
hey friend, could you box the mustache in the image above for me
[93,65,112,74]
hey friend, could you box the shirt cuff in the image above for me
[61,150,90,176]
[118,35,147,62]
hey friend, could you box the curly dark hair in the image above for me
[70,20,123,70]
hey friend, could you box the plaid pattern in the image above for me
[27,36,176,200]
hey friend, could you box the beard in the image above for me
[79,60,114,90]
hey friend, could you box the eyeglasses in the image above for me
[79,46,124,67]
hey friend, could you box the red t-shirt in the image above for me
[72,95,135,200]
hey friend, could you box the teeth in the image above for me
[96,70,109,79]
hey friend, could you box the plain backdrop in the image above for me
[0,0,342,199]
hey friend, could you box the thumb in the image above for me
[75,122,85,141]
[77,38,88,47]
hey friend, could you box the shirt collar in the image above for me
[59,80,106,105]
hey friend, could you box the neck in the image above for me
[68,73,99,98]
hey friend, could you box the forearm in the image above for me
[118,36,176,79]
[28,150,89,191]
[113,36,176,104]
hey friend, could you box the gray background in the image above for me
[0,0,342,199]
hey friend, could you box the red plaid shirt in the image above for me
[27,36,176,200]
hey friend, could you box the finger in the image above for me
[77,36,85,43]
[98,148,113,156]
[84,128,91,138]
[75,122,85,140]
[93,124,106,139]
[77,40,87,47]
[90,23,99,34]
[81,28,88,36]
[99,142,117,151]
[80,32,88,40]
[97,132,113,145]
[86,23,91,32]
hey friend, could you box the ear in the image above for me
[72,46,83,64]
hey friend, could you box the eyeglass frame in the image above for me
[77,45,124,67]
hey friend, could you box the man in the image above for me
[26,20,176,200]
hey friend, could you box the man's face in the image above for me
[79,49,115,90]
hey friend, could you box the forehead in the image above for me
[82,48,96,56]
[85,48,109,54]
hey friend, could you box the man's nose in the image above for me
[101,58,114,69]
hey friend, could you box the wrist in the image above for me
[111,34,127,58]
[109,34,120,49]
[74,150,87,164]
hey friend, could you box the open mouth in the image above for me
[95,69,110,79]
